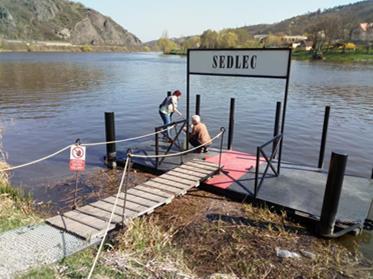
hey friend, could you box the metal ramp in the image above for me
[46,159,220,240]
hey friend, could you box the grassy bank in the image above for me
[20,218,193,279]
[292,49,373,63]
[19,190,372,278]
[0,162,40,233]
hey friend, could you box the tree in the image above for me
[306,15,343,53]
[218,31,239,48]
[233,28,253,45]
[263,34,283,47]
[200,30,219,48]
[181,36,201,50]
[242,39,262,48]
[306,18,327,57]
[321,15,343,48]
[158,38,178,53]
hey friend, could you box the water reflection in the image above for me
[0,58,104,120]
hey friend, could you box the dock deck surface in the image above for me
[46,159,220,240]
[129,145,372,223]
[204,154,372,222]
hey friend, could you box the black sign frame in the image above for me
[186,48,292,172]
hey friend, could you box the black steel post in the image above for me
[367,199,373,222]
[371,168,373,179]
[105,112,117,168]
[218,127,225,172]
[155,128,159,169]
[272,102,281,155]
[318,106,331,169]
[227,98,235,150]
[167,91,171,97]
[254,147,260,198]
[319,152,348,236]
[195,94,201,116]
[277,49,292,175]
[186,50,190,150]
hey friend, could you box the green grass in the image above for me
[0,161,40,232]
[19,217,194,278]
[18,249,123,279]
[165,48,187,55]
[0,183,40,233]
[292,49,373,63]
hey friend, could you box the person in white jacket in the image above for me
[159,90,182,140]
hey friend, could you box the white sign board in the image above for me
[188,49,290,78]
[69,145,86,172]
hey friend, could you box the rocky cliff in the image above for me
[0,0,142,47]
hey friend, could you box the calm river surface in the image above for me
[0,52,372,258]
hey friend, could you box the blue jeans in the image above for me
[159,111,172,138]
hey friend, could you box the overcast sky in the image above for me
[78,0,359,42]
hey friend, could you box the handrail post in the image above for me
[255,146,260,198]
[218,127,225,173]
[272,102,281,155]
[277,136,282,175]
[155,127,159,169]
[227,98,235,150]
[195,94,201,116]
[122,152,132,227]
[318,106,330,169]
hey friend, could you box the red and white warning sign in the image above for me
[69,145,86,172]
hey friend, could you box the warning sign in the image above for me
[69,145,86,172]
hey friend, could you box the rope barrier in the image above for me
[82,125,175,147]
[87,156,130,279]
[130,129,224,159]
[87,128,225,277]
[0,125,174,172]
[0,145,72,172]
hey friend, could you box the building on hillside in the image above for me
[351,23,373,43]
[282,35,308,43]
[281,35,308,49]
[253,34,312,49]
[253,34,268,43]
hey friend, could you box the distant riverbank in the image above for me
[163,48,373,64]
[0,39,143,53]
[2,39,372,64]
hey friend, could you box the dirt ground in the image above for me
[34,168,155,216]
[34,168,372,278]
[149,189,372,278]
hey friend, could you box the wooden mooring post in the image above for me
[319,152,347,236]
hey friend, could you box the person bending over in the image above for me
[159,90,182,139]
[186,115,211,153]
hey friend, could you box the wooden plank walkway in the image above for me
[46,159,220,240]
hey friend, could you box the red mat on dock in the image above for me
[205,150,257,189]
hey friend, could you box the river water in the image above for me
[0,52,372,258]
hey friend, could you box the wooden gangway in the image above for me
[46,159,220,240]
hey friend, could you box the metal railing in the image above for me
[154,120,187,168]
[254,133,283,198]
